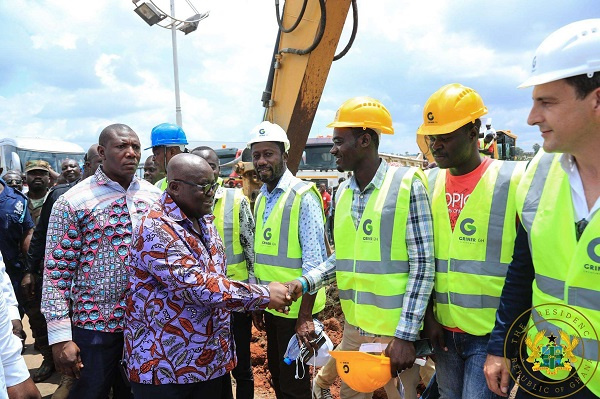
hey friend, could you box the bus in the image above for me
[0,137,85,174]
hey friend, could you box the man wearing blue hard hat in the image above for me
[147,123,188,191]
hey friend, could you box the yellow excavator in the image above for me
[233,0,356,201]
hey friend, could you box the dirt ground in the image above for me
[250,283,415,399]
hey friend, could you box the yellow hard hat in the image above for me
[417,83,487,136]
[329,351,391,393]
[327,97,394,135]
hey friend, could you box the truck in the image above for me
[0,137,85,174]
[296,136,424,188]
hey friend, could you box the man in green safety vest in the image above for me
[248,121,327,399]
[484,19,600,399]
[288,96,435,399]
[192,146,256,399]
[417,83,525,399]
[146,122,188,191]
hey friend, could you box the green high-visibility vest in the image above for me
[254,180,326,319]
[428,160,525,336]
[517,150,600,395]
[335,166,423,336]
[155,177,168,191]
[214,187,248,282]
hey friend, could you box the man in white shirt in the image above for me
[0,254,40,399]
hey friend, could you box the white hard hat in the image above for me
[519,19,600,88]
[247,121,290,152]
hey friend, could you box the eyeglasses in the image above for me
[6,179,22,185]
[172,179,218,195]
[576,218,589,241]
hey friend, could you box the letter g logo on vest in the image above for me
[459,218,477,236]
[263,227,272,241]
[362,219,373,236]
[587,237,600,263]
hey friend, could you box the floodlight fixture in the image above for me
[134,2,167,26]
[177,12,209,35]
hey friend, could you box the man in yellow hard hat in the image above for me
[484,19,600,399]
[288,96,435,399]
[417,83,525,399]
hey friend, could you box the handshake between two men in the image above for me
[265,279,305,314]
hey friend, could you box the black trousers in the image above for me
[69,327,132,399]
[264,312,311,399]
[131,375,226,399]
[231,311,254,399]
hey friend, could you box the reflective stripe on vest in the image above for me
[335,166,420,336]
[254,180,326,318]
[432,160,525,335]
[517,151,600,394]
[214,188,247,282]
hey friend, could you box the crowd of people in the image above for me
[0,18,599,399]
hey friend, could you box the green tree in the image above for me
[514,147,524,158]
[533,143,541,154]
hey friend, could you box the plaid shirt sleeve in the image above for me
[303,252,337,294]
[395,178,435,341]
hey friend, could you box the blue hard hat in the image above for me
[146,123,188,149]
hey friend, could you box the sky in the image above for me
[0,1,597,160]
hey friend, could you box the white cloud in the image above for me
[0,0,595,157]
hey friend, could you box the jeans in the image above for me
[230,311,253,399]
[433,330,501,399]
[69,327,132,399]
[264,312,311,399]
[337,321,420,399]
[131,375,225,399]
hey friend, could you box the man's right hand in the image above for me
[20,273,36,302]
[52,340,83,379]
[422,310,447,359]
[484,354,511,397]
[285,279,304,301]
[267,281,292,313]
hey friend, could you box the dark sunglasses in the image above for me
[6,179,22,185]
[172,179,218,195]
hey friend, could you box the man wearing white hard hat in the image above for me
[248,121,327,399]
[484,19,600,398]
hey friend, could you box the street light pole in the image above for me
[133,1,208,128]
[170,0,183,127]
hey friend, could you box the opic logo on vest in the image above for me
[505,303,598,398]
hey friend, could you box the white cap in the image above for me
[519,19,600,88]
[247,121,290,152]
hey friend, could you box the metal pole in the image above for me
[171,0,183,127]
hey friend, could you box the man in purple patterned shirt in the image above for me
[41,124,162,399]
[125,154,292,398]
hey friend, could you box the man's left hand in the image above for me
[11,320,26,341]
[295,315,318,350]
[385,337,416,377]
